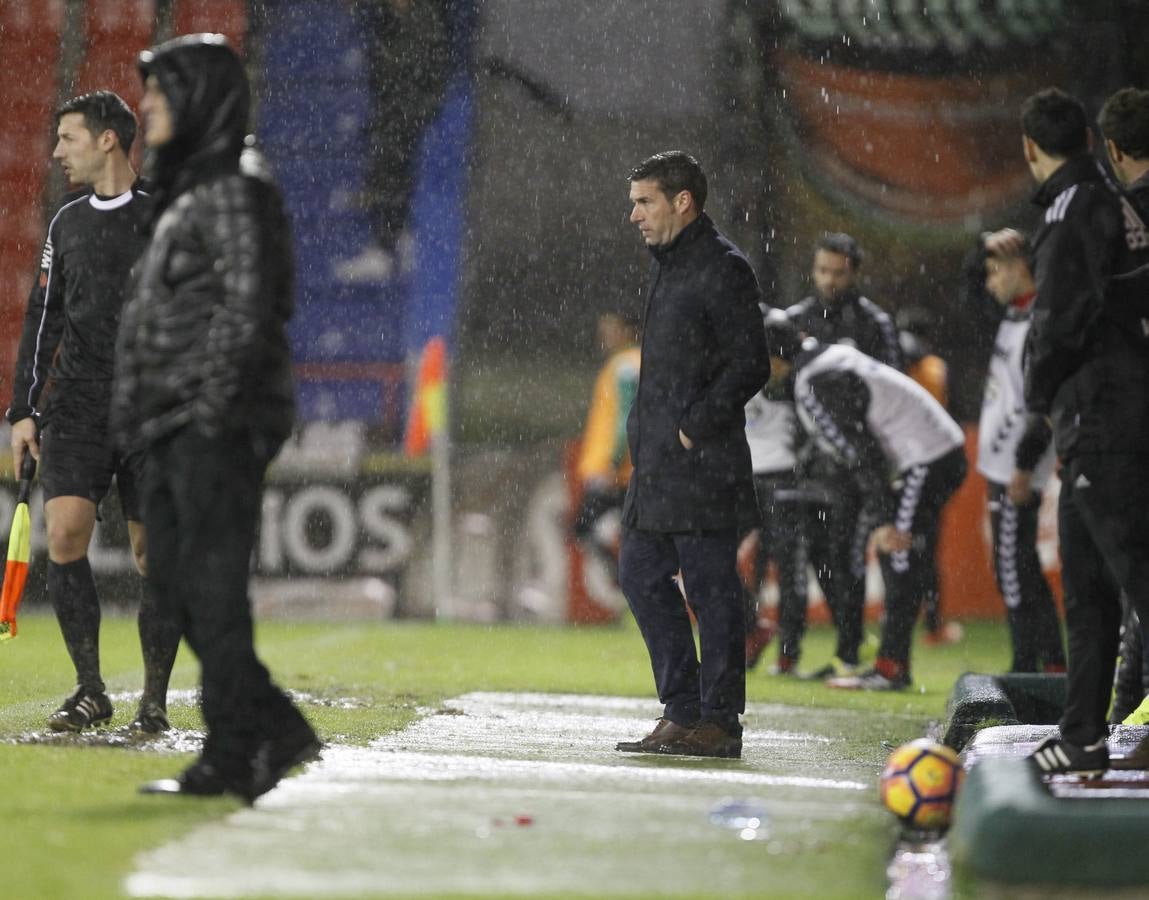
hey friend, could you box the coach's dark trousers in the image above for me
[619,528,745,736]
[142,425,309,778]
[1058,454,1149,747]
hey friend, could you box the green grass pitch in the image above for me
[0,610,1013,898]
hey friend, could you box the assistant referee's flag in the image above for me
[404,336,447,457]
[0,453,37,641]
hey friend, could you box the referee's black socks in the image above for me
[48,557,104,695]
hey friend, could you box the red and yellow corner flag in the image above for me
[404,336,448,457]
[0,455,36,641]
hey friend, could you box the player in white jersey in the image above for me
[779,331,967,690]
[742,309,808,674]
[979,230,1066,673]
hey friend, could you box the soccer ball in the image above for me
[879,738,963,830]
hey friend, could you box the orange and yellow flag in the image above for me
[404,337,447,457]
[0,455,36,640]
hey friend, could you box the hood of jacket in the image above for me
[139,33,250,209]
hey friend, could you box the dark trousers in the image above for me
[619,527,745,735]
[877,447,967,667]
[749,472,808,661]
[987,481,1065,672]
[806,476,867,664]
[1058,454,1149,746]
[1111,604,1149,723]
[142,426,309,776]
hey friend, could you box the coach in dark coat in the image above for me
[616,151,771,760]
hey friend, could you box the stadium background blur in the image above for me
[0,0,1146,624]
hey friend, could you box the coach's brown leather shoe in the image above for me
[1111,735,1149,770]
[658,722,743,759]
[616,717,695,753]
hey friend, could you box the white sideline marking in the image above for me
[126,692,872,898]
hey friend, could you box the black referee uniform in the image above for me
[7,184,179,716]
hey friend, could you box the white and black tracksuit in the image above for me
[977,300,1065,672]
[786,291,904,664]
[744,387,807,662]
[794,343,966,671]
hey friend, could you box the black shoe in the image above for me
[249,725,322,800]
[130,700,170,734]
[48,687,113,732]
[139,759,232,797]
[1030,735,1108,777]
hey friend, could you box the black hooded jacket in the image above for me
[113,35,295,448]
[785,290,904,372]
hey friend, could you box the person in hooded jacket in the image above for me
[613,151,771,760]
[112,34,319,801]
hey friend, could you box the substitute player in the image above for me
[978,229,1066,674]
[7,92,180,733]
[776,323,966,690]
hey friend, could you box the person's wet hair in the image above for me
[628,151,707,211]
[1099,87,1149,160]
[815,232,863,269]
[1021,87,1089,159]
[55,91,137,154]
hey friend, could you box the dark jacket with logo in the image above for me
[1025,155,1149,460]
[622,214,771,532]
[112,36,295,450]
[786,290,904,371]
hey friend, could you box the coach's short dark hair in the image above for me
[56,91,137,154]
[1020,88,1089,159]
[815,232,863,269]
[1099,87,1149,160]
[628,151,707,211]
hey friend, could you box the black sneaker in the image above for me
[248,725,323,800]
[48,688,113,732]
[1030,735,1108,777]
[130,701,170,734]
[140,759,232,797]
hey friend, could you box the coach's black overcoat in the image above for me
[622,213,771,533]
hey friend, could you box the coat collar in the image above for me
[648,213,712,264]
[1032,154,1104,209]
[1129,168,1149,199]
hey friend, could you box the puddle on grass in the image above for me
[886,833,952,900]
[4,688,368,754]
[10,726,206,753]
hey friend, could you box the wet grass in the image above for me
[0,611,1012,898]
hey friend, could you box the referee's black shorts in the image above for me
[39,421,145,521]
